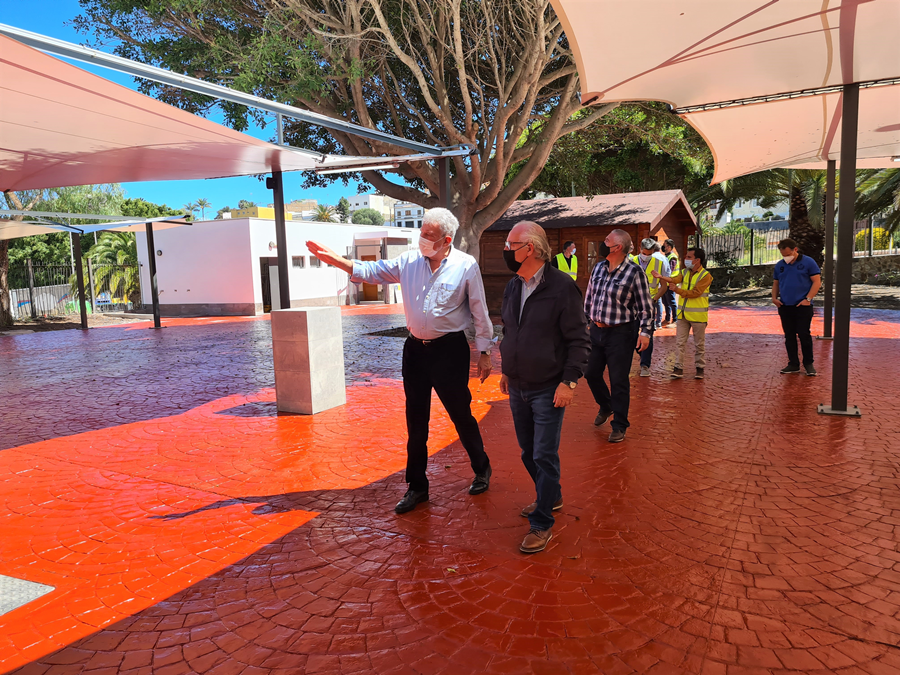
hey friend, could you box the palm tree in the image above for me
[89,231,138,265]
[690,169,829,267]
[75,232,143,306]
[313,205,338,222]
[856,168,899,235]
[182,201,199,220]
[195,198,211,220]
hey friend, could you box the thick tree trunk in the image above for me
[789,185,825,268]
[0,239,12,328]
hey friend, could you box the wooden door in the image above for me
[361,255,379,301]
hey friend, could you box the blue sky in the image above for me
[3,0,366,213]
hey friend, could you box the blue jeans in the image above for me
[656,297,664,327]
[508,385,565,531]
[664,289,677,322]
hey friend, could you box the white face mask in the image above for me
[418,236,446,258]
[570,248,576,255]
[638,253,651,264]
[684,259,694,269]
[782,254,795,264]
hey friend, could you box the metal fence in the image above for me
[8,261,143,320]
[692,220,899,268]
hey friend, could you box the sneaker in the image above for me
[395,488,429,514]
[671,367,684,379]
[640,366,651,377]
[520,497,564,518]
[469,465,492,495]
[780,364,801,374]
[804,364,817,377]
[695,368,705,380]
[594,409,613,426]
[520,527,553,554]
[608,429,626,443]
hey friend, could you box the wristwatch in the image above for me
[562,380,577,389]
[806,297,814,303]
[480,350,491,356]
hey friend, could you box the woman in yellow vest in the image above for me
[652,247,713,380]
[551,240,578,280]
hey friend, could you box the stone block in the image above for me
[271,307,346,415]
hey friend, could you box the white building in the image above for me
[725,198,789,222]
[135,217,419,316]
[393,201,425,228]
[347,194,398,225]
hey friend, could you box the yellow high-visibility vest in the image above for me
[555,253,577,280]
[677,268,712,322]
[666,252,681,276]
[629,254,667,293]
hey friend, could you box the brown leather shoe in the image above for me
[608,429,626,443]
[520,528,553,554]
[520,497,563,518]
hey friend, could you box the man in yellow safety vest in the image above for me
[628,238,668,377]
[653,247,713,380]
[551,240,578,281]
[660,238,680,327]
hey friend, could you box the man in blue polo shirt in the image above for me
[772,238,822,376]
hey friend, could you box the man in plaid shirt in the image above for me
[584,229,654,443]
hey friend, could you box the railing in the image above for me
[692,219,899,268]
[8,261,143,320]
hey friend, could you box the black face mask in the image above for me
[503,248,523,273]
[599,241,612,258]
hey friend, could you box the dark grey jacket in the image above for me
[500,263,591,391]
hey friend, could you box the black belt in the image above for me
[407,330,459,345]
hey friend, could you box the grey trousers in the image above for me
[675,319,707,370]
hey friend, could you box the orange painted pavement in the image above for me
[1,304,899,674]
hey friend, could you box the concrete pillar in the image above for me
[271,306,346,414]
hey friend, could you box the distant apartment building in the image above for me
[348,194,398,225]
[230,205,306,221]
[724,198,788,222]
[393,201,425,228]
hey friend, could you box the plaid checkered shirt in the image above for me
[584,258,655,336]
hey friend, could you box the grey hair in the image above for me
[609,229,634,255]
[513,221,552,261]
[640,237,661,252]
[423,208,459,240]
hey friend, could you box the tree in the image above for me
[856,169,899,235]
[182,202,199,221]
[195,198,212,220]
[336,197,351,223]
[690,169,828,267]
[1,190,43,328]
[237,200,257,209]
[514,103,713,199]
[120,197,182,220]
[313,205,338,222]
[351,208,384,227]
[215,206,233,219]
[76,0,618,258]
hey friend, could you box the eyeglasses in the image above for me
[504,241,529,250]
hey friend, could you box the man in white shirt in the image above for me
[307,208,493,514]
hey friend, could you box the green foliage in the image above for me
[215,205,233,219]
[237,200,257,209]
[313,205,337,222]
[513,103,713,199]
[121,197,182,219]
[351,208,384,227]
[336,197,351,223]
[88,231,138,265]
[195,198,212,220]
[856,169,900,235]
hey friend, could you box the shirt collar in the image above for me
[518,262,545,287]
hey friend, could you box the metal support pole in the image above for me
[867,218,873,257]
[438,157,451,209]
[818,159,836,340]
[266,171,291,310]
[276,113,284,145]
[749,230,754,266]
[819,84,860,416]
[70,233,88,329]
[145,222,162,328]
[26,258,36,319]
[87,258,97,314]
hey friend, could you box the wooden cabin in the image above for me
[479,190,698,314]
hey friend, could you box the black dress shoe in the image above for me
[469,465,492,495]
[594,409,613,426]
[395,488,429,514]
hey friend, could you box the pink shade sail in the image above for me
[0,34,320,192]
[686,83,900,183]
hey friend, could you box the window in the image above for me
[406,221,415,228]
[405,210,411,215]
[309,257,321,268]
[292,256,305,268]
[417,220,423,228]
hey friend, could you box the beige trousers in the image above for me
[675,319,707,370]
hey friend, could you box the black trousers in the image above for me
[402,331,490,492]
[585,321,638,433]
[778,304,814,366]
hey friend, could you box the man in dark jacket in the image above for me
[499,221,591,554]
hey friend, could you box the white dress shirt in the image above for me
[351,246,494,352]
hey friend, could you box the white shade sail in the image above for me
[0,34,322,192]
[551,0,900,182]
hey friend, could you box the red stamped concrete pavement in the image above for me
[1,305,898,674]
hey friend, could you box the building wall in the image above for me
[393,202,425,228]
[136,218,420,316]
